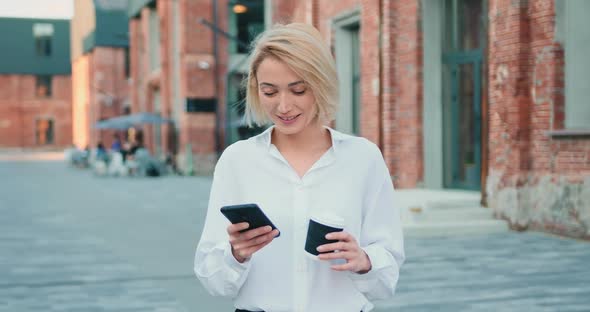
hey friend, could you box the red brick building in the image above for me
[71,0,130,150]
[0,18,72,149]
[128,0,260,173]
[120,0,589,238]
[277,0,589,239]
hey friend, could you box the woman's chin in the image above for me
[274,125,302,136]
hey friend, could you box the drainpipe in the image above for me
[198,17,251,149]
[378,0,384,151]
[19,77,25,147]
[212,0,221,156]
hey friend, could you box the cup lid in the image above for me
[309,214,344,229]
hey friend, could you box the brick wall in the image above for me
[382,0,423,188]
[359,0,381,147]
[72,47,129,150]
[280,0,424,188]
[93,47,130,149]
[487,0,590,239]
[128,0,227,174]
[272,0,299,24]
[72,56,91,148]
[0,74,72,149]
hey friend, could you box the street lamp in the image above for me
[233,4,248,14]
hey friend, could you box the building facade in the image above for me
[127,0,273,174]
[71,0,130,150]
[118,0,589,238]
[278,0,590,239]
[0,18,72,149]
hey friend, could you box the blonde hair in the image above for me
[244,23,338,127]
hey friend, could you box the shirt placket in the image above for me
[292,179,308,312]
[268,141,336,311]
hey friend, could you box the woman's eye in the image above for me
[263,92,277,96]
[292,90,306,95]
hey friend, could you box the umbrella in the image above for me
[95,113,172,129]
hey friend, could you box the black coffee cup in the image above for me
[305,218,344,256]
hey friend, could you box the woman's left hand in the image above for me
[316,231,372,274]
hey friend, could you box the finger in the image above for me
[331,262,356,271]
[227,222,250,234]
[316,241,350,253]
[234,229,278,249]
[325,231,353,242]
[241,226,273,240]
[318,251,353,261]
[232,245,247,261]
[240,237,274,258]
[231,226,274,247]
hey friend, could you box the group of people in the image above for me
[94,134,143,166]
[67,133,175,177]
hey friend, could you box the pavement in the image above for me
[0,154,589,311]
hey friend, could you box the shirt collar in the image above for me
[257,125,347,153]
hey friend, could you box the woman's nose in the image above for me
[277,93,293,113]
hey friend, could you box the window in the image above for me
[33,23,53,57]
[333,12,361,136]
[36,75,52,97]
[36,118,54,145]
[124,47,130,79]
[556,0,590,129]
[149,8,161,70]
[230,0,265,53]
[350,25,361,135]
[186,98,216,113]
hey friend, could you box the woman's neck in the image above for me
[271,122,331,154]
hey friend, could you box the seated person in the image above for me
[96,142,109,164]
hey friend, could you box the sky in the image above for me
[0,0,74,19]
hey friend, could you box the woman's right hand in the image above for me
[228,223,279,263]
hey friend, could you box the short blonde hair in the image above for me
[244,23,338,127]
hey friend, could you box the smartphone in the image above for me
[220,203,280,237]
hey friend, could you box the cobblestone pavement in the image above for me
[379,233,590,311]
[1,157,589,312]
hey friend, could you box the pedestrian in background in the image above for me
[111,133,122,153]
[194,23,404,312]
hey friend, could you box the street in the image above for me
[1,156,589,312]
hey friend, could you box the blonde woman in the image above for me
[194,23,404,312]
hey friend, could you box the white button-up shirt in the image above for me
[194,126,405,312]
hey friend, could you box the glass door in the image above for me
[444,52,482,189]
[442,0,485,190]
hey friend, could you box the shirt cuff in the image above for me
[223,241,252,273]
[349,246,378,279]
[348,244,397,288]
[350,243,404,300]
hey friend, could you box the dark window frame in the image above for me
[35,75,52,98]
[35,35,52,57]
[35,118,55,145]
[186,98,216,113]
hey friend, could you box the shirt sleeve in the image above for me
[349,152,405,300]
[194,148,252,297]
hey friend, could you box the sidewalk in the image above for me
[1,159,589,311]
[0,149,64,161]
[373,232,590,311]
[0,183,188,312]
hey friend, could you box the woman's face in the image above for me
[256,57,318,136]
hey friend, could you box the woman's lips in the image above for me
[277,114,301,125]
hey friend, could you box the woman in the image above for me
[194,23,404,312]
